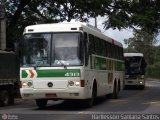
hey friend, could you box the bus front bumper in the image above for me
[20,87,89,100]
[124,79,145,86]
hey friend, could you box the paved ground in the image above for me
[0,80,160,120]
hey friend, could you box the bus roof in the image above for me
[23,22,123,47]
[124,53,144,57]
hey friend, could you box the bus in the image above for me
[124,53,147,89]
[20,22,124,108]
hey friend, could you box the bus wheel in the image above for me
[140,85,145,90]
[0,90,9,106]
[84,84,97,107]
[35,99,48,109]
[108,82,118,99]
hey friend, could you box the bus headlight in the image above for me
[68,81,80,86]
[140,82,143,84]
[22,81,33,88]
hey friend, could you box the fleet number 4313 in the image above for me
[64,72,80,77]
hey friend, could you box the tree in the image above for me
[124,29,159,65]
[110,0,160,65]
[101,0,160,31]
[4,0,160,50]
[6,0,32,48]
[5,0,94,48]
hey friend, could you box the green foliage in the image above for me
[103,0,131,29]
[4,0,160,50]
[101,0,160,31]
[146,62,160,79]
[124,29,159,65]
[130,0,160,32]
[5,0,111,47]
[5,0,85,48]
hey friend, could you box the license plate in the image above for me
[45,93,57,98]
[128,81,133,83]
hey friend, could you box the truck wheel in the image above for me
[0,90,9,106]
[9,87,15,105]
[36,99,47,109]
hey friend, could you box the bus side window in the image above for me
[106,42,109,57]
[95,37,100,55]
[118,46,122,60]
[121,48,124,60]
[89,34,95,55]
[108,42,111,58]
[84,32,89,66]
[99,39,102,56]
[117,46,120,60]
[115,45,118,59]
[111,44,115,58]
[101,40,106,57]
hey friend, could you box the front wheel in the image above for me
[84,85,97,107]
[35,99,48,109]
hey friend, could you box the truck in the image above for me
[124,53,147,89]
[0,50,19,106]
[0,0,20,107]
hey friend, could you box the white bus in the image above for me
[124,53,147,89]
[20,22,124,108]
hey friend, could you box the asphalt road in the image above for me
[0,80,160,120]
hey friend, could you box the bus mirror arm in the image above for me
[55,56,67,69]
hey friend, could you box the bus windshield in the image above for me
[52,33,81,66]
[22,33,51,67]
[21,32,82,67]
[125,56,146,75]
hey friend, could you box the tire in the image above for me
[140,85,145,90]
[123,85,127,90]
[84,84,97,107]
[0,90,9,106]
[8,88,15,105]
[108,82,119,99]
[35,99,48,108]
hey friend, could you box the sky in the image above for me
[88,16,133,48]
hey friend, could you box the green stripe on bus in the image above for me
[22,70,28,78]
[90,56,124,71]
[21,69,80,78]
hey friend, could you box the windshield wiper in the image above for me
[34,62,40,70]
[56,60,67,69]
